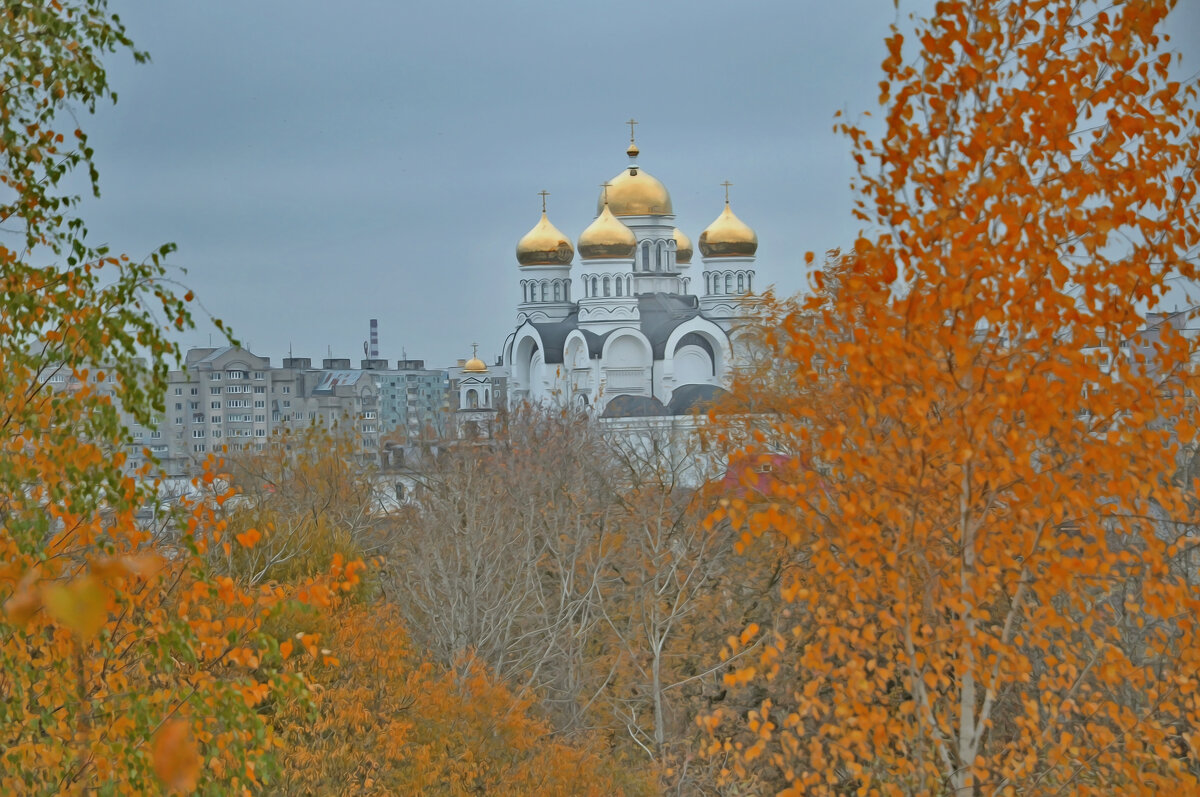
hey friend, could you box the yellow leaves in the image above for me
[42,575,107,642]
[234,527,261,549]
[152,720,201,794]
[3,565,41,626]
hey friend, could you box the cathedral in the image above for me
[502,128,761,418]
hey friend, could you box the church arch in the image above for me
[724,273,733,293]
[615,277,623,297]
[554,281,562,301]
[737,273,745,293]
[603,276,611,297]
[641,241,651,271]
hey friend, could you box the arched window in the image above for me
[724,273,733,293]
[541,282,548,301]
[564,281,571,301]
[737,273,745,293]
[655,242,663,270]
[592,276,599,296]
[641,242,651,271]
[615,278,622,297]
[484,388,490,406]
[626,276,632,296]
[746,273,752,293]
[554,281,562,301]
[603,276,611,297]
[466,389,478,409]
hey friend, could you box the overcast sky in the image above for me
[79,1,1200,369]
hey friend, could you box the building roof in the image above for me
[667,383,729,415]
[600,394,669,418]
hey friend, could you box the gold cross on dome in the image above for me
[538,190,549,213]
[471,342,479,359]
[721,180,733,203]
[599,181,612,204]
[626,118,638,143]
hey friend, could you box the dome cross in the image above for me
[721,180,733,204]
[538,190,550,213]
[626,118,638,144]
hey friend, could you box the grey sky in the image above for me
[80,1,1200,368]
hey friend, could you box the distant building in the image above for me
[448,347,507,441]
[154,346,450,476]
[502,131,760,419]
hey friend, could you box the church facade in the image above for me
[502,132,761,419]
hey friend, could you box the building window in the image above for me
[210,387,221,395]
[255,414,265,422]
[211,401,221,409]
[150,431,161,439]
[174,402,182,410]
[253,371,264,380]
[192,430,205,438]
[210,416,221,424]
[603,277,611,297]
[190,387,198,395]
[553,282,561,301]
[615,278,622,297]
[642,241,650,271]
[738,273,745,293]
[174,387,183,396]
[282,400,290,408]
[281,386,290,394]
[228,370,246,379]
[253,386,265,394]
[254,400,265,408]
[591,276,598,296]
[255,429,265,437]
[211,373,221,381]
[656,242,663,270]
[174,417,182,425]
[725,273,733,293]
[188,401,199,410]
[193,444,206,453]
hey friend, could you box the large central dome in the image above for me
[597,143,673,216]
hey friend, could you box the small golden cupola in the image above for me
[463,354,488,373]
[699,183,758,258]
[673,228,693,264]
[579,189,637,259]
[597,120,673,217]
[516,192,574,266]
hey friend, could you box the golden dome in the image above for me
[673,228,693,264]
[578,204,637,259]
[463,357,487,373]
[699,202,758,258]
[598,166,673,217]
[516,211,573,266]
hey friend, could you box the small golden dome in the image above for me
[578,204,637,259]
[516,211,573,266]
[699,202,758,258]
[598,167,673,217]
[463,357,487,373]
[673,228,693,264]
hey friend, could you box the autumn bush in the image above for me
[277,601,657,796]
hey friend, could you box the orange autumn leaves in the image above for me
[706,0,1200,794]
